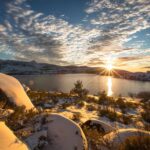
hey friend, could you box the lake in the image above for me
[15,74,150,97]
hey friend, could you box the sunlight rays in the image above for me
[106,62,113,71]
[99,57,123,78]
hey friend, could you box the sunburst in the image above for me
[106,63,113,71]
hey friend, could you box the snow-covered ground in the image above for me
[0,74,149,150]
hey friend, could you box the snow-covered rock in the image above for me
[102,128,150,150]
[25,114,88,150]
[0,122,29,150]
[82,119,115,134]
[44,114,88,150]
[25,130,47,150]
[0,73,35,110]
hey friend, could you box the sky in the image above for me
[0,0,150,72]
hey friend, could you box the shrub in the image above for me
[82,125,103,150]
[70,80,89,98]
[86,96,98,103]
[98,91,108,105]
[126,101,137,109]
[61,103,71,109]
[116,95,126,110]
[6,106,26,130]
[116,96,137,112]
[77,101,85,108]
[121,115,132,125]
[141,110,150,123]
[98,91,115,106]
[99,107,121,122]
[6,106,37,130]
[144,124,150,131]
[72,113,82,122]
[128,92,135,98]
[119,136,150,150]
[86,104,96,111]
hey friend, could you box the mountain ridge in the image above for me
[0,59,150,81]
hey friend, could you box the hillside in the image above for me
[1,59,150,81]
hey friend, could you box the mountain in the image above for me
[0,59,102,75]
[0,59,150,81]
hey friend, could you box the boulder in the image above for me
[0,122,29,150]
[82,119,115,134]
[0,73,35,110]
[25,114,88,150]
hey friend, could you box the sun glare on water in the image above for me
[107,77,113,96]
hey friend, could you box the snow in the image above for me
[0,122,29,150]
[60,105,99,123]
[0,73,35,110]
[0,73,149,150]
[25,114,88,150]
[102,128,150,150]
[44,114,88,150]
[25,130,47,150]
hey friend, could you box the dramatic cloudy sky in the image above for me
[0,0,150,72]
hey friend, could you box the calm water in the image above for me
[15,74,150,96]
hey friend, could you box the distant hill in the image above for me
[0,59,102,75]
[0,59,150,81]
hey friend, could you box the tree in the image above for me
[70,80,89,98]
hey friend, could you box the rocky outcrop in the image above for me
[0,73,35,110]
[0,122,29,150]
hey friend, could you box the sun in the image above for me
[106,63,113,71]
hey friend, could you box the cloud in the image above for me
[0,0,149,71]
[85,0,150,57]
[0,0,103,65]
[143,66,150,69]
[117,56,142,63]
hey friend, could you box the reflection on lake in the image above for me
[107,77,113,96]
[15,74,150,96]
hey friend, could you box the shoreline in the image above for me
[7,72,150,82]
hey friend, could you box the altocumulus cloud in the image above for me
[85,0,150,56]
[0,0,101,65]
[0,0,150,70]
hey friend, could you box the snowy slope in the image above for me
[0,73,35,110]
[0,122,29,150]
[102,128,150,150]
